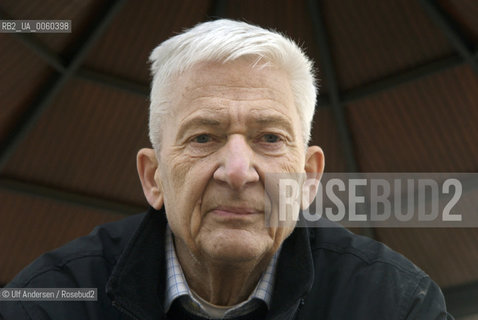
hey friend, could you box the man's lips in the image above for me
[211,206,262,217]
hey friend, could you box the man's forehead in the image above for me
[182,84,288,103]
[177,60,291,96]
[167,60,294,114]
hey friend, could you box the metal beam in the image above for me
[0,177,145,215]
[76,68,149,97]
[307,0,377,239]
[0,0,128,171]
[318,51,478,108]
[420,0,478,74]
[0,7,66,73]
[443,280,478,318]
[307,0,358,172]
[207,0,228,19]
[341,53,473,105]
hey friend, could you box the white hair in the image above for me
[148,19,318,149]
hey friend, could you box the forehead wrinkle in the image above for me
[179,108,229,126]
[186,84,289,102]
[246,109,296,133]
[180,89,292,117]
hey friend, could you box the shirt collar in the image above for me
[164,226,280,318]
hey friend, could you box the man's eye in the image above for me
[262,134,280,143]
[193,134,211,143]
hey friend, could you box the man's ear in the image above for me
[137,148,164,210]
[301,146,325,210]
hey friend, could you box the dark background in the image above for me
[0,1,477,318]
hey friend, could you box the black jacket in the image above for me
[0,207,453,319]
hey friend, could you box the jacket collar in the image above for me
[106,207,314,320]
[267,226,315,320]
[106,206,167,319]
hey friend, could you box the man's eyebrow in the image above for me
[176,116,222,140]
[253,115,294,132]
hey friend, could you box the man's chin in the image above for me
[200,229,272,263]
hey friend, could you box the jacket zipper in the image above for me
[293,298,305,320]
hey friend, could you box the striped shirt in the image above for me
[164,227,279,319]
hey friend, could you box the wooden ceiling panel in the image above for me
[0,35,52,144]
[0,189,125,284]
[2,79,150,206]
[322,0,454,90]
[347,64,478,172]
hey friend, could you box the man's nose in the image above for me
[213,135,259,190]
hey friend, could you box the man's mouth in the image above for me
[212,206,262,217]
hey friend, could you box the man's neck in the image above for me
[174,236,273,306]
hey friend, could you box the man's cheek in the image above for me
[275,152,305,173]
[168,157,193,192]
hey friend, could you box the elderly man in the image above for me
[1,19,451,320]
